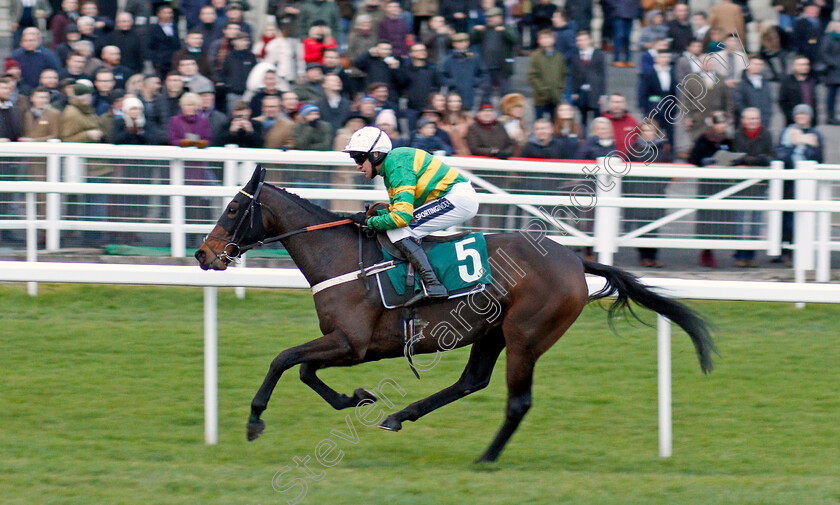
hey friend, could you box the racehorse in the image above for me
[195,166,716,463]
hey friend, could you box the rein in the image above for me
[202,182,354,266]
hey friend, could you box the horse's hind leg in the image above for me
[379,330,505,432]
[475,347,535,463]
[299,362,377,410]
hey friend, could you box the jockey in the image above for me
[344,126,480,305]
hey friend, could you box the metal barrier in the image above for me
[1,144,839,283]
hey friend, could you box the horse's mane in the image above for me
[269,184,346,222]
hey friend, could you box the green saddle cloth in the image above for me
[383,233,493,296]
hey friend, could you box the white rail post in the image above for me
[25,192,38,297]
[170,159,186,258]
[766,160,783,257]
[204,286,218,445]
[45,148,61,251]
[793,161,817,308]
[657,315,672,458]
[594,161,620,265]
[816,177,832,283]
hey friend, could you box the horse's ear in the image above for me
[247,164,265,189]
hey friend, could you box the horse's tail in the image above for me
[583,260,717,374]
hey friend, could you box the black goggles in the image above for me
[349,152,368,165]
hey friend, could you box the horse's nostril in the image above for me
[195,249,204,262]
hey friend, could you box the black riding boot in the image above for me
[394,237,449,305]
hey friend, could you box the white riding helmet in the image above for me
[343,126,393,155]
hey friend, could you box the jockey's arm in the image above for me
[367,168,417,231]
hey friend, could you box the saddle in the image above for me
[376,230,471,260]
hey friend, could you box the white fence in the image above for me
[2,261,840,456]
[1,144,840,282]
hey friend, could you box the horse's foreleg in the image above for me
[299,362,377,410]
[475,347,535,463]
[379,331,505,432]
[248,331,353,441]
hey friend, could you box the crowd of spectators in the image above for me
[2,0,836,265]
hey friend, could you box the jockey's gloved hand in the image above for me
[350,211,369,227]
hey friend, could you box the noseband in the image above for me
[202,179,267,267]
[201,181,354,268]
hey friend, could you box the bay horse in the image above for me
[195,166,715,463]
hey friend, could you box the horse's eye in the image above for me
[227,204,238,215]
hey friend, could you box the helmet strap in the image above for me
[367,129,386,175]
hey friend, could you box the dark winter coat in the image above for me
[733,76,774,129]
[439,50,488,110]
[466,120,515,158]
[569,49,607,110]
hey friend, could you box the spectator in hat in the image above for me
[315,73,352,133]
[218,32,257,113]
[55,23,82,65]
[499,92,529,156]
[440,32,488,110]
[467,101,515,158]
[49,0,80,48]
[333,113,367,150]
[639,10,668,51]
[373,108,403,145]
[293,103,333,150]
[219,100,263,147]
[357,95,378,124]
[298,0,340,39]
[777,103,823,258]
[96,13,145,74]
[110,95,158,144]
[60,79,104,142]
[100,88,126,138]
[172,29,212,79]
[11,28,61,90]
[378,1,411,58]
[408,116,452,154]
[214,1,253,40]
[197,85,229,142]
[147,3,182,77]
[302,21,338,64]
[471,7,516,99]
[527,29,566,121]
[295,62,326,103]
[729,107,774,267]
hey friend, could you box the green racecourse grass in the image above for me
[1,284,838,505]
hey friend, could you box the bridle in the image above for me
[201,180,353,268]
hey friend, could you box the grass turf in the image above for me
[1,284,838,504]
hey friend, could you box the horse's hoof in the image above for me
[474,454,497,464]
[247,419,265,441]
[353,388,377,404]
[378,415,402,432]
